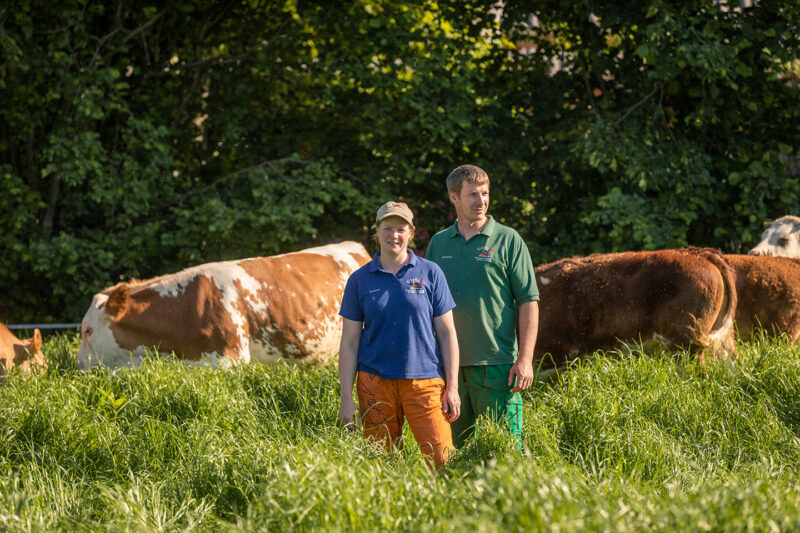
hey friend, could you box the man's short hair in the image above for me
[446,164,490,194]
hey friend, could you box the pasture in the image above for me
[1,333,799,532]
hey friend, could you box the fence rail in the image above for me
[6,323,80,331]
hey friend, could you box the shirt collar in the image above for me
[448,215,496,238]
[369,249,419,272]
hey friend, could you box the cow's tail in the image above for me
[698,249,738,360]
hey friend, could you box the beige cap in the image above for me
[375,201,414,227]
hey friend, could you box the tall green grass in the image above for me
[0,332,799,531]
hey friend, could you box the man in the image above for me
[425,164,539,450]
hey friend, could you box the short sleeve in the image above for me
[508,232,539,304]
[338,273,364,322]
[424,237,438,262]
[429,262,456,318]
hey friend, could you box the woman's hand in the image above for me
[339,397,358,430]
[441,385,460,422]
[433,311,460,423]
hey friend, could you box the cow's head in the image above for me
[1,325,45,376]
[16,328,45,373]
[2,328,45,376]
[749,216,800,257]
[77,284,131,370]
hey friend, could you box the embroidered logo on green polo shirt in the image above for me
[406,278,426,294]
[475,246,496,262]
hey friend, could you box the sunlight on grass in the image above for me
[0,332,799,530]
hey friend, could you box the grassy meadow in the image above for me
[1,332,799,532]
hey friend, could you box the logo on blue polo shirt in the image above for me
[406,278,426,294]
[476,246,496,262]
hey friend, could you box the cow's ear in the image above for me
[764,220,773,227]
[31,329,42,352]
[105,284,130,319]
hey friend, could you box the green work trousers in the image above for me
[450,364,522,450]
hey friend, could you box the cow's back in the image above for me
[78,241,371,369]
[535,249,736,366]
[238,242,372,363]
[725,254,800,340]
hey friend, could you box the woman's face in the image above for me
[378,216,413,255]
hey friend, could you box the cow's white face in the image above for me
[77,293,134,370]
[749,218,800,257]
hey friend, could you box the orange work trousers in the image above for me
[356,371,454,470]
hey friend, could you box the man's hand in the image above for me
[339,398,358,430]
[509,357,534,394]
[441,386,461,422]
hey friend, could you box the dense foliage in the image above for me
[2,0,799,321]
[1,334,800,530]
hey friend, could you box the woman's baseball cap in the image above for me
[375,201,414,227]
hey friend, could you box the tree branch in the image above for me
[41,173,61,238]
[151,157,311,211]
[614,85,660,126]
[89,1,124,68]
[122,7,169,43]
[581,62,597,112]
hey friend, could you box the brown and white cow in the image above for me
[533,248,737,367]
[0,323,45,376]
[749,215,800,257]
[77,241,371,370]
[725,254,800,341]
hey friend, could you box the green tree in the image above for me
[499,0,800,257]
[2,0,799,322]
[0,2,381,321]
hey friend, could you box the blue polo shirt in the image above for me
[339,250,456,379]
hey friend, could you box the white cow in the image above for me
[749,216,800,257]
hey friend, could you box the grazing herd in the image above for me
[3,216,800,376]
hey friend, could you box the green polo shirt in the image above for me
[426,216,539,366]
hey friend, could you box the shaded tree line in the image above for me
[2,0,799,321]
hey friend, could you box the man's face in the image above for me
[449,182,489,225]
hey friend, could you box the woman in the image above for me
[338,201,460,470]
